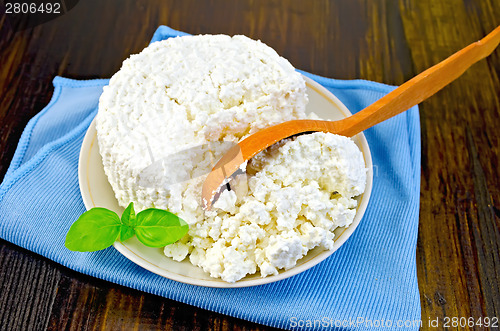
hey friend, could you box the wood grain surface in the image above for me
[0,0,499,330]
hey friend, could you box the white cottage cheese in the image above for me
[96,35,366,282]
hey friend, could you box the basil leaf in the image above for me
[121,202,136,226]
[65,208,121,252]
[119,225,135,242]
[134,209,189,247]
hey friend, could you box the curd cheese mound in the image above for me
[96,34,366,283]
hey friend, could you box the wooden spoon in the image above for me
[202,25,500,209]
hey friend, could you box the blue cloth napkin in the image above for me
[0,26,421,330]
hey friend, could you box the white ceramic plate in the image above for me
[78,75,373,288]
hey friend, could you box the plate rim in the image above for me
[78,74,373,288]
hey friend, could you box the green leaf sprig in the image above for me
[65,202,189,252]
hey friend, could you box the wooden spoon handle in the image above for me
[335,25,500,137]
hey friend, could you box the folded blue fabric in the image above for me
[0,26,421,330]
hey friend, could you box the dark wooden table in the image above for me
[1,1,499,330]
